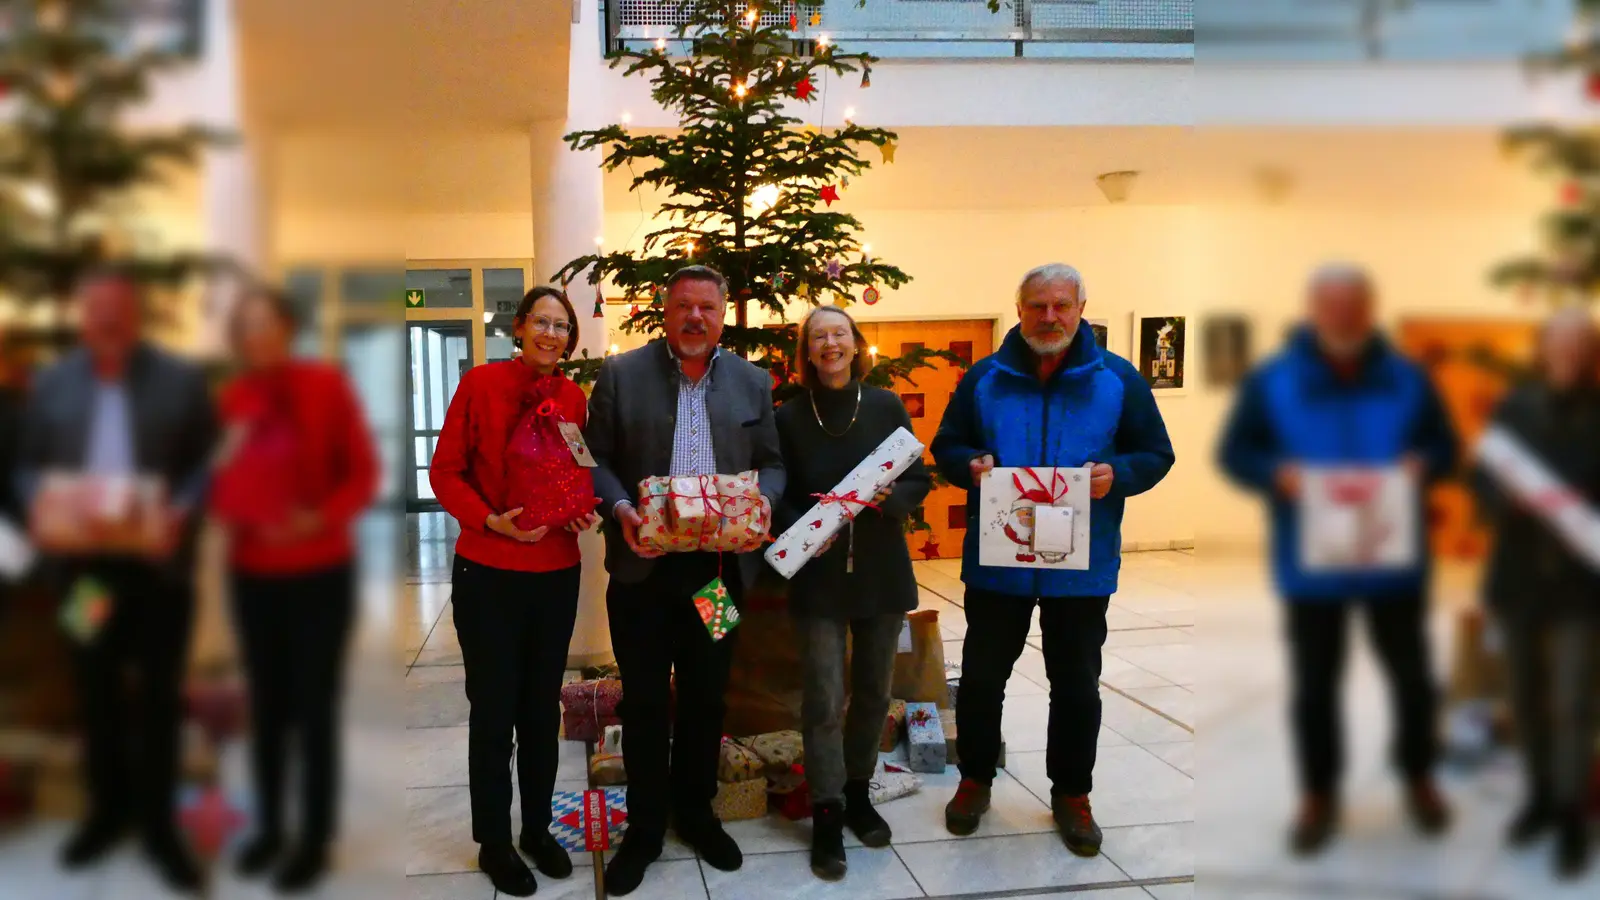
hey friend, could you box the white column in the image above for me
[534,0,613,668]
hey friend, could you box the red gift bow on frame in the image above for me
[1013,467,1069,505]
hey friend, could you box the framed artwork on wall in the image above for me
[1134,313,1187,394]
[1086,318,1114,355]
[1201,314,1253,388]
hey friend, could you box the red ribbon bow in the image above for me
[810,489,881,521]
[908,708,934,727]
[536,398,558,417]
[1012,467,1069,504]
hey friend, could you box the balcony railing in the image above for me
[605,0,1194,59]
[1196,0,1568,62]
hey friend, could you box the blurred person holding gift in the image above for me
[586,265,784,895]
[428,286,602,898]
[13,267,217,891]
[773,306,931,880]
[207,288,378,892]
[931,263,1174,857]
[1218,264,1459,856]
[1471,308,1600,879]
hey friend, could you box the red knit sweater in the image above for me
[211,361,379,576]
[429,361,590,573]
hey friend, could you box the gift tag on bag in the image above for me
[692,578,741,642]
[60,576,114,645]
[1032,506,1075,555]
[556,421,598,468]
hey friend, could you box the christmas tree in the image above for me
[0,0,225,346]
[553,0,963,394]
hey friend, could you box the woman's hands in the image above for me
[485,508,549,543]
[565,510,604,533]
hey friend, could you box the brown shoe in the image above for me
[944,779,991,836]
[1289,793,1338,857]
[1406,779,1451,837]
[1051,794,1103,857]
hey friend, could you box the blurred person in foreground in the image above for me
[428,286,601,897]
[208,288,378,892]
[1218,264,1460,856]
[1471,308,1600,879]
[931,263,1175,857]
[14,268,218,891]
[587,265,783,895]
[0,327,25,526]
[774,306,932,880]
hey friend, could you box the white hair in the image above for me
[1307,262,1374,296]
[1017,263,1087,305]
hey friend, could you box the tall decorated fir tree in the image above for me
[554,0,961,397]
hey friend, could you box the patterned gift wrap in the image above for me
[560,679,622,743]
[867,763,923,806]
[550,788,629,852]
[880,699,907,752]
[746,730,804,776]
[712,778,769,822]
[718,737,765,783]
[589,753,626,786]
[905,702,947,774]
[693,578,741,641]
[637,471,769,554]
[764,427,926,579]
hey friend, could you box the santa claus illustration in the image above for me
[1000,469,1071,565]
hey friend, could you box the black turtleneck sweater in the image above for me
[773,380,932,619]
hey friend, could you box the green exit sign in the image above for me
[405,289,426,309]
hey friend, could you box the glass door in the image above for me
[406,321,473,511]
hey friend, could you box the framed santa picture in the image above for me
[977,467,1093,570]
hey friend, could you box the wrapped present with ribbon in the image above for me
[880,699,907,752]
[765,427,926,579]
[868,762,923,806]
[906,702,947,774]
[560,678,623,743]
[712,777,769,822]
[769,766,813,821]
[638,471,770,554]
[718,737,765,783]
[747,730,805,776]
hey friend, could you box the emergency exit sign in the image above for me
[406,290,426,309]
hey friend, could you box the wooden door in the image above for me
[857,319,996,560]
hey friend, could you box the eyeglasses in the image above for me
[528,315,572,337]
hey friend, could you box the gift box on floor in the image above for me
[718,737,764,783]
[561,678,623,743]
[764,427,926,579]
[769,766,812,821]
[746,730,804,776]
[881,700,907,752]
[713,777,769,822]
[590,725,626,786]
[868,763,923,806]
[906,703,947,774]
[638,472,769,554]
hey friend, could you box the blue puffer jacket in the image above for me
[1217,327,1460,602]
[932,321,1176,599]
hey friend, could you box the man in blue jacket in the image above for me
[1218,264,1459,856]
[932,263,1175,857]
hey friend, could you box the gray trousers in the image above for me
[795,613,904,804]
[1500,611,1600,812]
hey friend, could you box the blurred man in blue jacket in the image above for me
[932,264,1175,857]
[1218,264,1459,856]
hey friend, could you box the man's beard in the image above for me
[1024,329,1072,357]
[677,330,711,359]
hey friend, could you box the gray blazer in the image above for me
[586,340,785,588]
[14,343,218,575]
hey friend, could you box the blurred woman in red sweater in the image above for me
[429,286,601,898]
[210,288,378,893]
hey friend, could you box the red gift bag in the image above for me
[506,383,595,531]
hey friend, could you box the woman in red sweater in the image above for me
[209,288,378,893]
[429,286,601,898]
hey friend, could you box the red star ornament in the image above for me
[795,76,816,101]
[180,787,246,859]
[820,184,839,206]
[918,537,941,560]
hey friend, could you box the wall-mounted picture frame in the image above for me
[1087,318,1112,354]
[1134,313,1187,394]
[1202,314,1253,388]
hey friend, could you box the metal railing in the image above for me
[1196,0,1566,62]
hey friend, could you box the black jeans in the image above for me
[451,558,582,845]
[70,559,196,841]
[606,552,743,840]
[1497,607,1600,814]
[957,589,1110,797]
[1285,593,1439,796]
[231,565,356,848]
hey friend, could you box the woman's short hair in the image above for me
[229,286,301,346]
[795,305,871,389]
[514,286,581,358]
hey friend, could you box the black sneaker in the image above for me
[1051,794,1104,858]
[478,842,536,897]
[603,832,662,897]
[59,819,124,869]
[1289,793,1338,857]
[809,801,847,881]
[520,828,574,879]
[144,834,203,894]
[843,779,892,847]
[274,844,329,895]
[678,817,742,872]
[1506,799,1556,847]
[235,832,283,877]
[1556,813,1590,880]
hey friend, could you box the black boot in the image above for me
[478,842,536,897]
[143,832,203,894]
[235,831,283,877]
[1506,797,1556,847]
[603,832,662,897]
[520,829,574,879]
[809,801,847,881]
[843,779,892,848]
[1289,793,1338,857]
[275,843,330,894]
[1556,812,1590,880]
[59,818,124,869]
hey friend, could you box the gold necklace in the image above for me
[810,382,861,438]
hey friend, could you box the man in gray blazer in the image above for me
[585,265,784,895]
[15,269,217,892]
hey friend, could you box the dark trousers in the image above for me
[1498,608,1600,813]
[451,558,581,845]
[957,589,1110,797]
[231,565,356,848]
[606,552,742,840]
[1285,593,1439,796]
[71,560,196,840]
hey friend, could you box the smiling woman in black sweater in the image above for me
[773,305,931,881]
